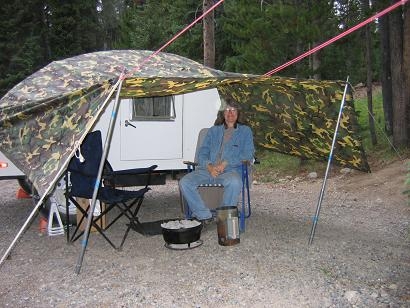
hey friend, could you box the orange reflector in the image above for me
[0,162,8,168]
[16,188,31,199]
[39,217,48,234]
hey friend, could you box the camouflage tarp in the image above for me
[0,50,369,195]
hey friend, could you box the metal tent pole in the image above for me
[75,77,124,274]
[308,77,350,245]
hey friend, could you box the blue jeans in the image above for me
[179,169,242,220]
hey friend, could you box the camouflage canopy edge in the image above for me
[0,81,114,195]
[217,77,370,173]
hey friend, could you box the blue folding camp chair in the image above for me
[180,128,253,231]
[66,130,157,250]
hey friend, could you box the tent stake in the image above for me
[308,76,350,245]
[75,77,124,274]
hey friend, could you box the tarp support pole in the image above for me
[74,77,124,274]
[308,77,350,245]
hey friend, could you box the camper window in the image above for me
[130,96,176,121]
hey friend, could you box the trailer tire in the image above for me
[17,178,32,195]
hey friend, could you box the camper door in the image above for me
[120,95,183,161]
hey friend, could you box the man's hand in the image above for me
[207,164,219,177]
[207,161,227,178]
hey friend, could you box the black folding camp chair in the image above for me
[66,130,157,250]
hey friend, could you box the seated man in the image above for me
[179,98,255,222]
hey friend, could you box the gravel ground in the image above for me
[0,159,409,307]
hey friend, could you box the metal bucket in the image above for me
[216,206,240,246]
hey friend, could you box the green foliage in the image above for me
[47,0,103,58]
[116,0,203,63]
[353,90,399,161]
[0,0,114,96]
[221,0,343,77]
[0,0,383,96]
[222,0,301,74]
[219,0,379,83]
[0,0,49,96]
[254,150,327,183]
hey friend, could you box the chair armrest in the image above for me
[242,157,260,165]
[106,165,158,176]
[103,165,159,188]
[183,161,198,167]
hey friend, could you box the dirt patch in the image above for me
[0,159,409,307]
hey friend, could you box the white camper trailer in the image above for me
[95,88,221,172]
[0,88,221,188]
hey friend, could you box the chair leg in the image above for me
[118,198,145,249]
[240,190,246,232]
[240,163,252,232]
[64,173,70,243]
[69,197,118,250]
[244,170,251,218]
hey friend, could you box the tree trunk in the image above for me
[389,1,407,147]
[203,0,215,68]
[362,0,377,145]
[312,45,321,80]
[40,4,52,62]
[379,11,394,136]
[403,3,410,145]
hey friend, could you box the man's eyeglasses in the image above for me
[224,107,237,113]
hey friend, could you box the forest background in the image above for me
[0,0,408,148]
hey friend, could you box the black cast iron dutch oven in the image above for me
[161,220,203,244]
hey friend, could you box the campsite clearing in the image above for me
[0,159,408,307]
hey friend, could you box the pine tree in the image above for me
[0,0,50,96]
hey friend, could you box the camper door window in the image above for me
[130,96,176,121]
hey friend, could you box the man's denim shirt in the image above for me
[197,124,255,175]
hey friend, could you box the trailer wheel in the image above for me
[17,178,33,195]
